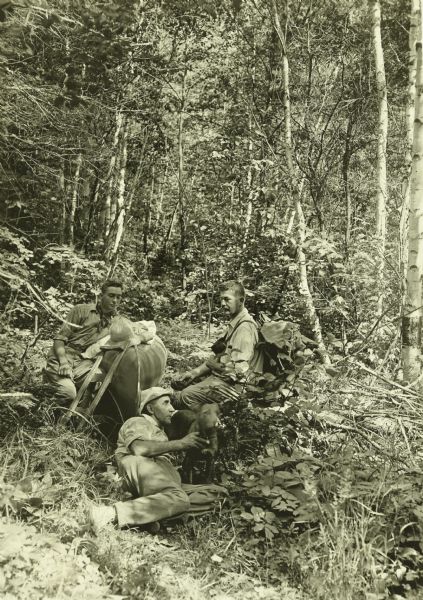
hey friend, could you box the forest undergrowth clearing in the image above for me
[0,421,307,600]
[1,321,423,599]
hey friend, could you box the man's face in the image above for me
[148,396,175,426]
[100,286,123,315]
[220,289,243,317]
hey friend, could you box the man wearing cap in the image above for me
[172,280,263,411]
[89,386,223,532]
[43,280,123,404]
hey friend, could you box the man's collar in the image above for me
[140,413,162,428]
[95,302,116,324]
[228,307,249,329]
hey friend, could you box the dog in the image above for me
[166,403,220,484]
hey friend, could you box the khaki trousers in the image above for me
[115,455,189,527]
[173,375,238,411]
[115,454,227,528]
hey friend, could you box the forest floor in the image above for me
[2,321,423,600]
[0,321,307,600]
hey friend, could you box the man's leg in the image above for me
[43,349,85,405]
[114,455,189,528]
[43,370,77,404]
[173,375,238,411]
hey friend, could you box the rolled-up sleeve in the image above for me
[53,305,84,342]
[119,418,153,449]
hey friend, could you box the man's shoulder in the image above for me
[238,312,258,329]
[121,415,150,429]
[72,302,97,312]
[67,303,98,319]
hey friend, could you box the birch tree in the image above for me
[102,111,123,242]
[107,116,128,271]
[271,0,331,366]
[402,15,423,386]
[400,0,421,283]
[371,0,388,317]
[68,152,82,249]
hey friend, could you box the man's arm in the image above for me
[52,305,83,377]
[189,363,211,379]
[53,340,73,377]
[130,432,208,457]
[176,362,211,386]
[223,323,258,379]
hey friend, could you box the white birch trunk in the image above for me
[68,152,82,249]
[58,159,66,245]
[400,0,421,284]
[103,111,123,241]
[402,33,423,386]
[371,0,389,317]
[272,0,330,365]
[107,118,128,268]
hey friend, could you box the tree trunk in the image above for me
[243,62,255,250]
[144,166,154,255]
[102,111,123,243]
[400,0,421,286]
[272,0,330,365]
[371,0,388,317]
[107,117,128,272]
[154,162,167,233]
[402,35,423,387]
[68,152,82,249]
[58,158,66,245]
[178,68,187,291]
[343,116,354,256]
[83,175,100,253]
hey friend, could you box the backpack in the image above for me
[210,313,315,377]
[254,313,316,375]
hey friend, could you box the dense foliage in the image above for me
[2,1,423,599]
[0,0,411,362]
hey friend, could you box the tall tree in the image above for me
[400,0,421,283]
[271,0,331,365]
[402,15,423,386]
[371,0,389,317]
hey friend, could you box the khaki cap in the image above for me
[138,386,173,413]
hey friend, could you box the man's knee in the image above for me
[53,378,77,403]
[174,386,207,411]
[170,488,190,514]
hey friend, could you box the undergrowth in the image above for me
[2,322,423,599]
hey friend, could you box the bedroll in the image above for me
[99,335,168,424]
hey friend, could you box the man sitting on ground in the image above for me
[172,280,263,411]
[89,386,226,532]
[43,280,123,404]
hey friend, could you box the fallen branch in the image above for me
[0,392,36,408]
[0,269,81,328]
[355,363,420,397]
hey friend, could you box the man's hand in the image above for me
[58,361,73,378]
[179,432,209,451]
[205,357,225,373]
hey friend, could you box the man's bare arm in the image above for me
[129,432,208,457]
[53,340,73,377]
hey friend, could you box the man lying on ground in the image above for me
[172,280,263,411]
[43,280,123,404]
[89,386,227,533]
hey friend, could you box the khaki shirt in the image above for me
[53,303,113,352]
[212,307,263,381]
[115,414,171,461]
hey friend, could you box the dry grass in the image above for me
[3,328,423,599]
[0,412,307,600]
